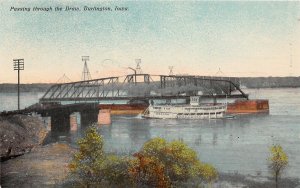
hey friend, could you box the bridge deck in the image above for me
[40,94,247,103]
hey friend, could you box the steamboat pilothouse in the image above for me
[142,96,227,119]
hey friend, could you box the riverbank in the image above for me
[217,173,300,188]
[1,143,75,187]
[1,141,299,187]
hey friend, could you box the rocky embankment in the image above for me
[0,115,49,160]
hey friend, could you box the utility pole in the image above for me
[82,56,92,81]
[13,59,24,111]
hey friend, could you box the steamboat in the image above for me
[142,96,227,119]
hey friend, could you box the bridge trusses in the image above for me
[40,74,248,103]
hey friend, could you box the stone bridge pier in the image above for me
[40,103,99,132]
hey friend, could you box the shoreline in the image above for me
[1,142,299,187]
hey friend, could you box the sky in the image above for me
[0,1,300,83]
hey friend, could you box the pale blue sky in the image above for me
[1,1,299,83]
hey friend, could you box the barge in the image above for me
[99,103,148,115]
[227,99,269,114]
[99,98,269,115]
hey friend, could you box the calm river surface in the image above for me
[1,88,300,178]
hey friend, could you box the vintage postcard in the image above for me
[1,1,300,187]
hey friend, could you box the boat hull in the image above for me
[144,104,227,119]
[227,99,269,114]
[99,104,147,115]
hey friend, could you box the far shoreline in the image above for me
[1,76,300,93]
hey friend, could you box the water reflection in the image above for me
[194,135,201,146]
[212,132,218,145]
[44,111,300,178]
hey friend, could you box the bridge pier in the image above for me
[38,103,99,132]
[70,112,80,131]
[50,112,71,132]
[81,110,98,128]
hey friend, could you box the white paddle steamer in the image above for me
[143,96,227,119]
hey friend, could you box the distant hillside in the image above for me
[0,84,53,93]
[0,77,299,93]
[239,77,300,88]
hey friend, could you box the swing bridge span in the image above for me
[40,74,248,104]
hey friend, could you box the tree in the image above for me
[193,163,218,187]
[129,152,170,188]
[69,131,218,187]
[69,126,131,187]
[129,137,218,187]
[102,155,132,187]
[69,126,105,186]
[268,145,288,188]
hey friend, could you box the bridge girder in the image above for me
[40,74,247,103]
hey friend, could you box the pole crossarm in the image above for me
[40,74,248,103]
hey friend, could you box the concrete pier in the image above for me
[98,109,111,125]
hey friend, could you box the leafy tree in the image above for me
[193,162,218,187]
[69,126,131,187]
[69,126,105,186]
[268,145,288,188]
[129,137,218,187]
[69,130,218,188]
[129,153,170,188]
[102,155,132,187]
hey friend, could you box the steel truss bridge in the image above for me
[40,74,248,103]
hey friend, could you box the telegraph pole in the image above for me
[13,59,24,110]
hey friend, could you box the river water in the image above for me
[0,88,300,178]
